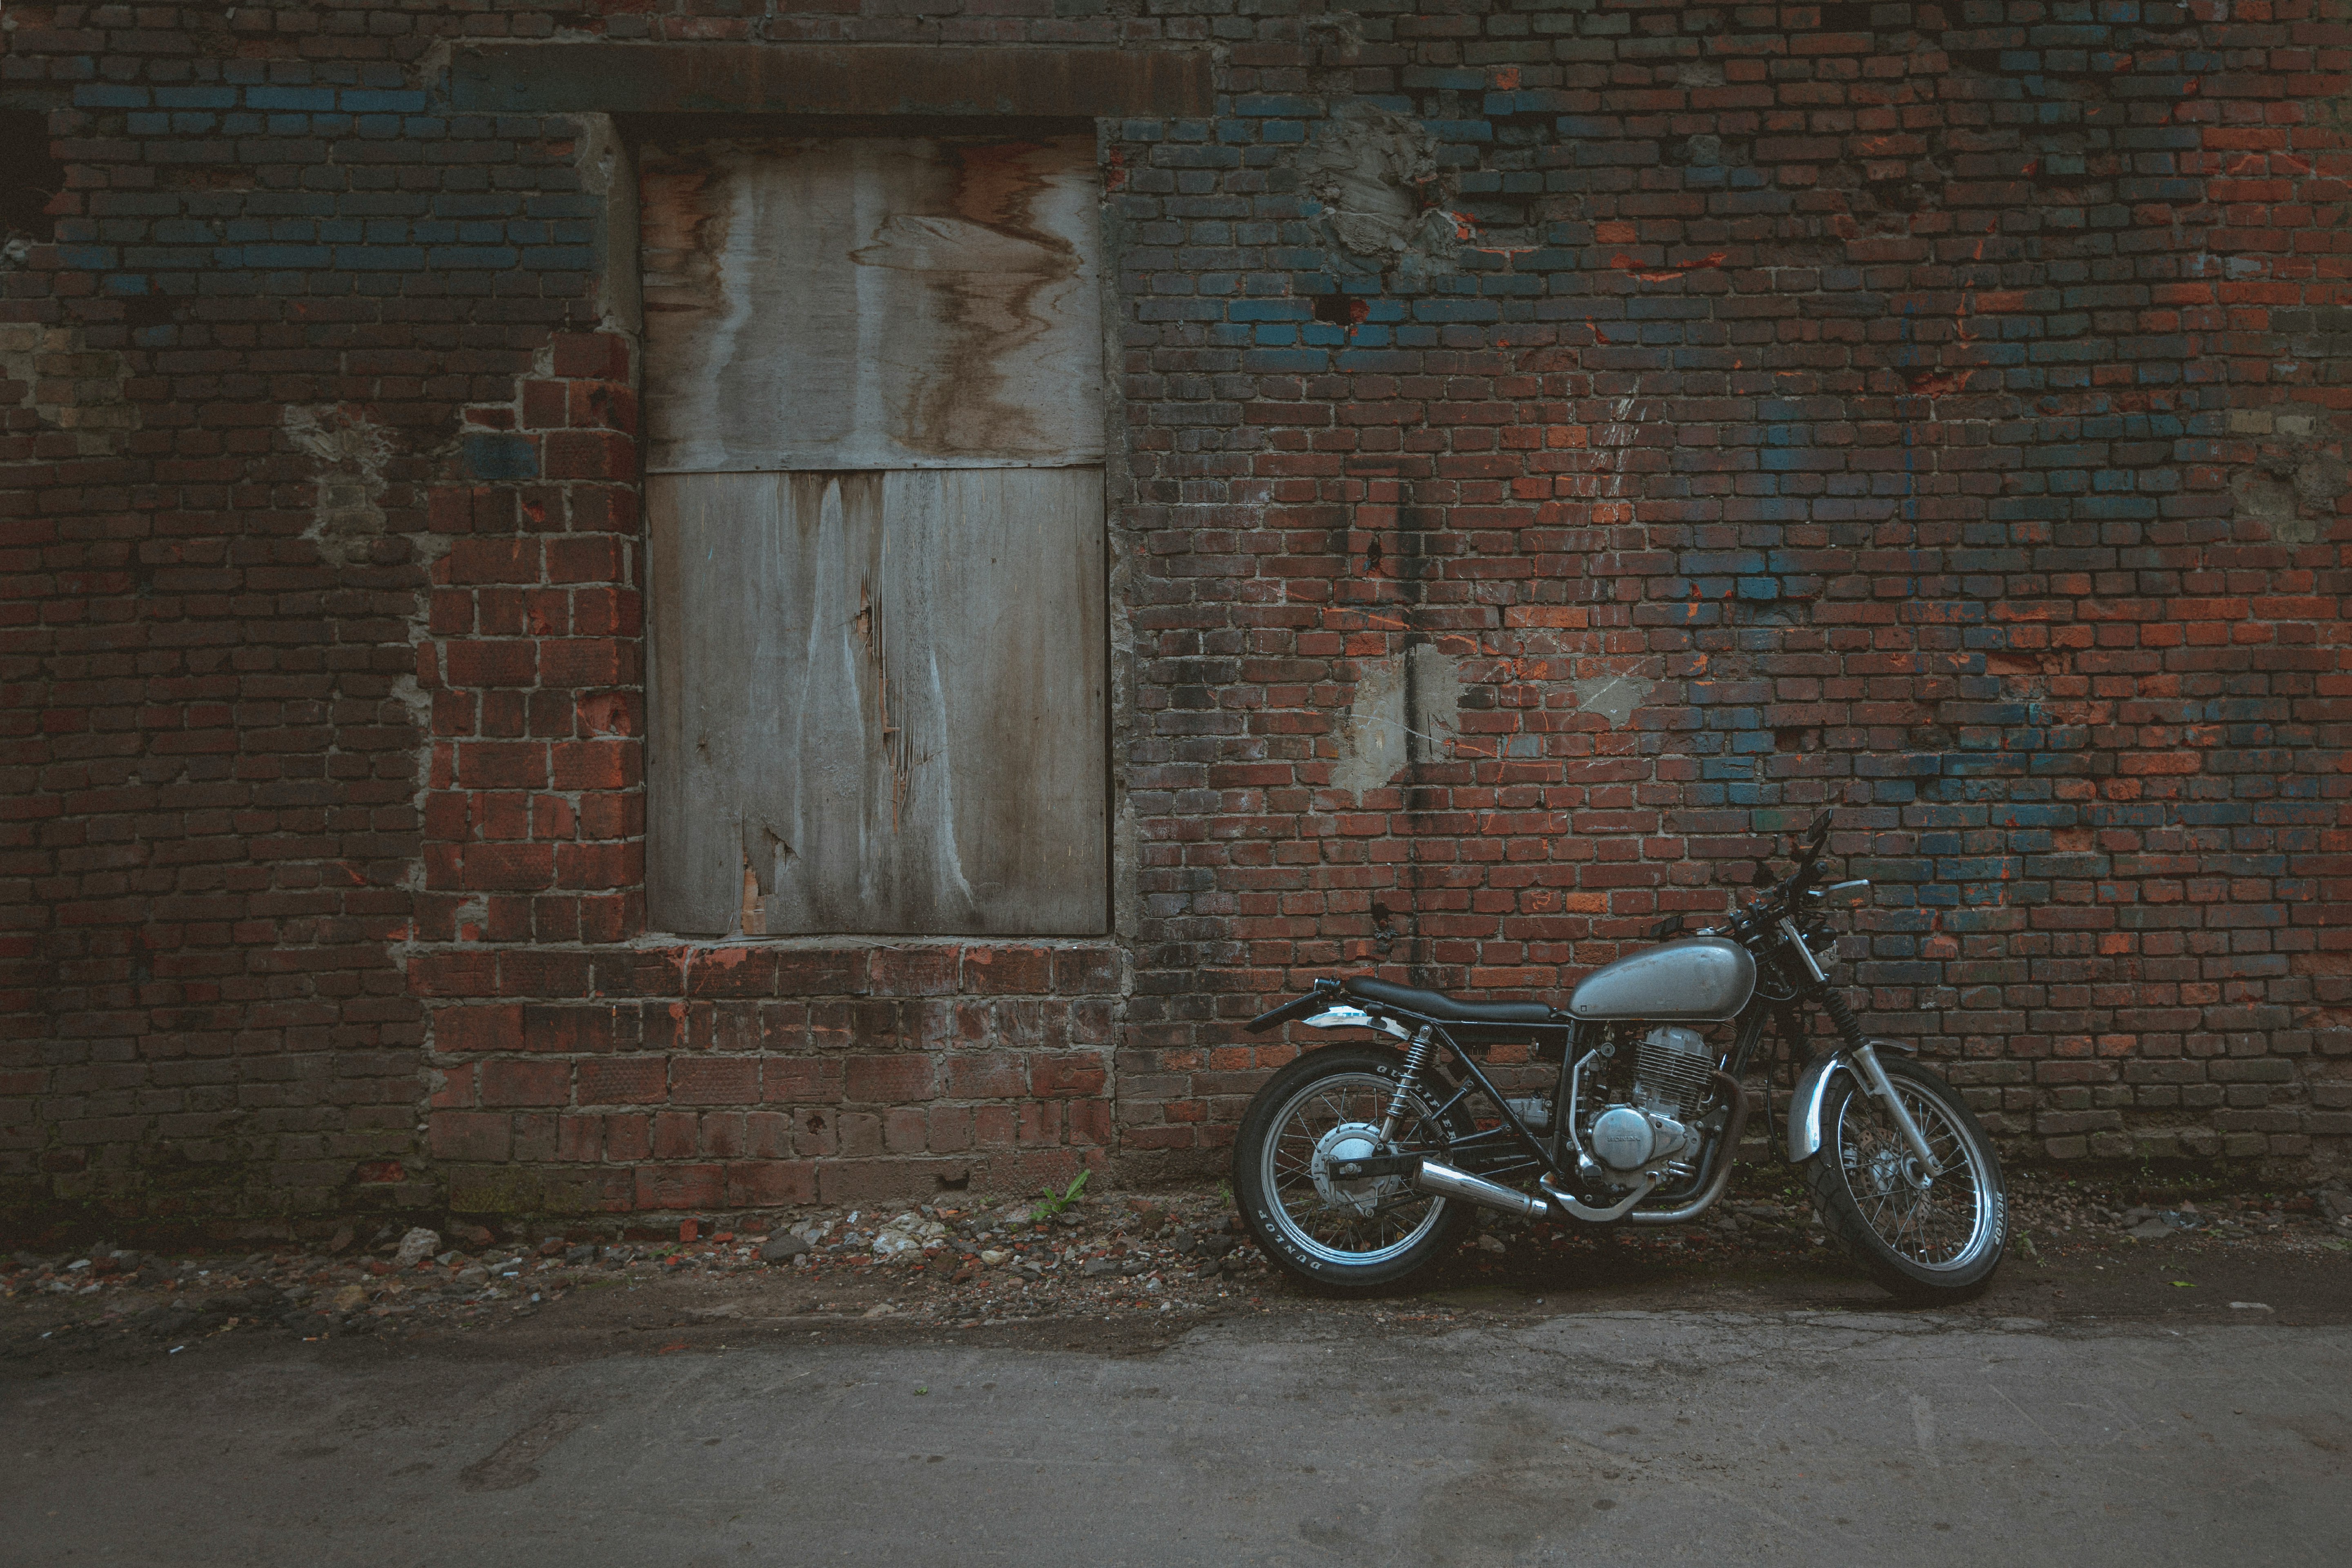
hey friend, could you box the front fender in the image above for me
[1786,1053,1848,1163]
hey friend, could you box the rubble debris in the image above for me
[392,1228,441,1269]
[2,1173,2345,1355]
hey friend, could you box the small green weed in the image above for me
[1028,1170,1090,1224]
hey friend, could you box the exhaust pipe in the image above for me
[1626,1070,1751,1226]
[1416,1072,1748,1227]
[1412,1158,1549,1220]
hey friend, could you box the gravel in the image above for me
[4,1174,2345,1350]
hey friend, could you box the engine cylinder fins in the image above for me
[1634,1024,1714,1118]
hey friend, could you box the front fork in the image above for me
[1777,918,1941,1173]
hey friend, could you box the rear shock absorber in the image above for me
[1379,1027,1435,1145]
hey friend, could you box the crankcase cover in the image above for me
[1589,1106,1655,1171]
[1568,937,1756,1022]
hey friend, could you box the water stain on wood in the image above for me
[640,136,1103,473]
[647,469,1107,936]
[641,135,1108,935]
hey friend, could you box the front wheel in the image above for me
[1802,1056,2006,1303]
[1232,1043,1474,1294]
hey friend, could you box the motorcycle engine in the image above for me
[1585,1026,1714,1177]
[1634,1025,1713,1120]
[1588,1104,1697,1174]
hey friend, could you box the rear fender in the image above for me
[1303,1006,1412,1041]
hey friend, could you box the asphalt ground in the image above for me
[4,1176,2348,1566]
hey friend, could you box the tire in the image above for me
[1802,1056,2007,1303]
[1232,1042,1476,1294]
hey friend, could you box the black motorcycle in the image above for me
[1232,809,2006,1303]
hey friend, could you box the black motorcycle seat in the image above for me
[1342,976,1565,1027]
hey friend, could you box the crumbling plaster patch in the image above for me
[1333,645,1461,795]
[0,321,138,456]
[285,404,394,566]
[1298,100,1460,290]
[1568,670,1659,728]
[2226,408,2346,545]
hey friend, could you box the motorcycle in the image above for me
[1232,809,2006,1303]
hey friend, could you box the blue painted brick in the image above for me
[246,87,337,111]
[155,87,238,109]
[461,434,539,482]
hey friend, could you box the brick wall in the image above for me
[3,1,2347,1237]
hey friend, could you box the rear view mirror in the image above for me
[1813,879,1871,909]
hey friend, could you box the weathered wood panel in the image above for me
[641,137,1104,474]
[647,468,1108,935]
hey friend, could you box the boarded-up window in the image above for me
[641,136,1108,936]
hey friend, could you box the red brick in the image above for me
[543,430,633,481]
[1052,947,1122,994]
[777,949,865,996]
[761,1058,844,1102]
[410,952,499,998]
[605,1114,652,1163]
[556,841,640,890]
[845,1055,936,1104]
[447,538,542,585]
[556,1114,604,1162]
[552,332,633,380]
[1031,1051,1108,1098]
[746,1111,795,1160]
[460,843,555,892]
[684,947,779,998]
[871,946,960,996]
[435,1004,521,1054]
[480,1060,571,1108]
[548,536,625,584]
[962,946,1054,995]
[943,1053,1027,1099]
[456,742,549,790]
[635,1163,723,1211]
[579,1058,667,1105]
[440,639,536,686]
[429,1111,511,1161]
[699,1111,747,1158]
[725,1160,816,1207]
[522,1006,627,1054]
[651,1111,698,1161]
[539,639,621,687]
[672,1058,759,1105]
[550,740,635,791]
[429,1062,475,1110]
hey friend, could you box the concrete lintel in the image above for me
[445,43,1215,119]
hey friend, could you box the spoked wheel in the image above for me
[1233,1044,1474,1292]
[1803,1056,2007,1302]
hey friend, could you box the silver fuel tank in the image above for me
[1566,936,1756,1022]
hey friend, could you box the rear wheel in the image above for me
[1232,1044,1474,1293]
[1803,1056,2006,1302]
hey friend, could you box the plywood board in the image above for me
[647,468,1108,935]
[641,136,1105,474]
